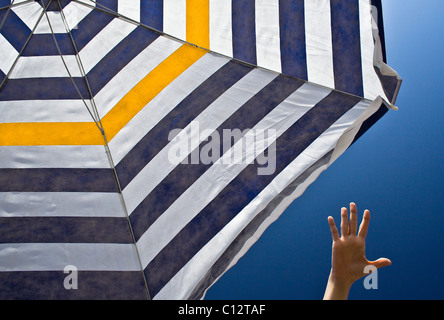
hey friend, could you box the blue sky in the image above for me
[206,0,444,300]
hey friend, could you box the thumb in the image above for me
[370,257,392,269]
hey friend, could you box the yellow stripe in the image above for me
[0,44,206,146]
[186,0,210,48]
[102,44,206,141]
[0,122,103,146]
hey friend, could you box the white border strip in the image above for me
[359,0,388,101]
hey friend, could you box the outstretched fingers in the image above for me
[340,206,349,237]
[349,202,358,236]
[328,216,340,242]
[329,204,373,240]
[358,209,371,239]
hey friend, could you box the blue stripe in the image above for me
[40,0,71,11]
[97,0,118,11]
[87,26,158,96]
[0,217,133,243]
[330,0,364,97]
[371,0,387,62]
[0,69,5,84]
[141,0,163,31]
[69,0,118,52]
[116,61,252,190]
[375,69,400,103]
[0,26,159,101]
[0,77,89,100]
[0,9,32,53]
[232,0,256,65]
[352,101,387,145]
[0,168,117,192]
[22,1,117,56]
[144,91,361,297]
[24,33,75,56]
[0,271,147,299]
[279,0,307,80]
[129,75,304,241]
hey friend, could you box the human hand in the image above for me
[323,203,391,299]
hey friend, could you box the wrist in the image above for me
[323,271,353,300]
[328,271,354,289]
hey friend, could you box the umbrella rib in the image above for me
[0,0,15,31]
[0,0,50,92]
[102,131,153,301]
[55,0,102,127]
[56,0,152,300]
[42,2,102,133]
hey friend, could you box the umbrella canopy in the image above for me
[0,0,401,299]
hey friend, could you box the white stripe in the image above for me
[0,192,125,217]
[78,18,137,74]
[0,243,140,271]
[34,1,92,34]
[94,36,182,117]
[359,0,387,101]
[10,55,81,78]
[117,0,140,22]
[0,34,18,74]
[163,0,186,40]
[56,0,92,30]
[209,0,232,57]
[0,100,93,123]
[255,0,282,73]
[11,1,42,31]
[109,53,229,165]
[0,145,109,168]
[305,0,335,89]
[136,83,331,270]
[123,68,277,215]
[9,18,137,79]
[155,98,373,300]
